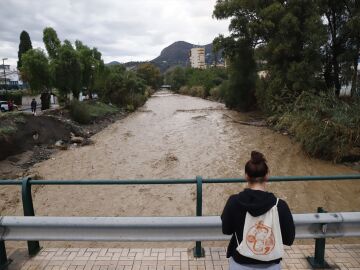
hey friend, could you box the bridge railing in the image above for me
[2,213,360,241]
[1,213,360,269]
[0,174,360,269]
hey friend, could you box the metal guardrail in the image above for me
[1,213,360,241]
[0,213,360,270]
[1,175,360,269]
[1,175,359,258]
[1,174,360,185]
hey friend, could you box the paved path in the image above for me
[6,245,360,270]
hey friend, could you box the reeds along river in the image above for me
[2,91,360,219]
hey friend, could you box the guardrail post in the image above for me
[0,240,11,270]
[193,176,205,258]
[307,207,330,269]
[22,177,41,256]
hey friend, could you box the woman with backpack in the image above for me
[221,151,295,270]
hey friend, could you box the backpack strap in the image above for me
[234,232,240,246]
[275,198,279,207]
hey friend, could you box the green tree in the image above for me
[43,27,61,60]
[263,1,326,94]
[89,47,103,98]
[17,30,33,70]
[75,41,105,99]
[21,49,51,108]
[213,0,326,112]
[347,1,360,95]
[53,41,82,100]
[311,0,359,96]
[319,1,349,95]
[93,61,108,97]
[185,67,228,97]
[213,0,259,111]
[103,65,126,105]
[136,63,162,89]
[222,40,256,111]
[102,66,145,108]
[165,66,186,91]
[123,71,146,109]
[76,41,95,98]
[340,0,360,96]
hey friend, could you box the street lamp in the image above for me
[2,58,8,92]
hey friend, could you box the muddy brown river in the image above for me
[2,91,360,248]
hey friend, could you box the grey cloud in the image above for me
[1,0,229,66]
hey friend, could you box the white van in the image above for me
[0,101,18,112]
[0,101,9,112]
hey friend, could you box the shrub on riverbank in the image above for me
[209,86,221,101]
[165,67,228,99]
[98,65,148,111]
[69,100,118,124]
[272,92,360,162]
[0,112,26,137]
[179,86,206,98]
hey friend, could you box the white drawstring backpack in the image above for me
[235,198,284,261]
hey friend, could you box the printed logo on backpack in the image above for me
[235,198,284,261]
[246,220,275,255]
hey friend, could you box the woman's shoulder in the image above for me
[277,197,289,206]
[224,193,242,207]
[227,193,239,202]
[276,198,293,213]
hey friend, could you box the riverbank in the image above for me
[271,93,360,163]
[0,106,128,179]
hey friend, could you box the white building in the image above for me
[189,47,206,69]
[0,64,23,87]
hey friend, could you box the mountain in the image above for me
[105,60,147,71]
[106,61,121,66]
[150,41,221,72]
[107,41,223,72]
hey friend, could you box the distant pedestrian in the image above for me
[8,100,14,111]
[221,151,295,270]
[31,98,37,115]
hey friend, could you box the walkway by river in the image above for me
[7,245,360,270]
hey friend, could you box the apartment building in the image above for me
[189,47,206,69]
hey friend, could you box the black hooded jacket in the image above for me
[221,189,295,264]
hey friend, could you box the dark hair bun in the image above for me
[250,151,266,164]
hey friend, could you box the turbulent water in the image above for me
[2,90,359,248]
[11,90,355,214]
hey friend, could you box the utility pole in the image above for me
[2,58,8,93]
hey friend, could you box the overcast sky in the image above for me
[0,0,229,68]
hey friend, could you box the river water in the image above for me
[21,91,359,213]
[3,91,360,247]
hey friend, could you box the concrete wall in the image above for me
[22,95,41,106]
[22,94,58,106]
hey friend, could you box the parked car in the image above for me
[0,101,18,112]
[0,101,8,112]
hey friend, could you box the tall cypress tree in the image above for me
[17,30,33,70]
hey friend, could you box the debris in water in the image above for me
[165,153,178,162]
[191,114,207,119]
